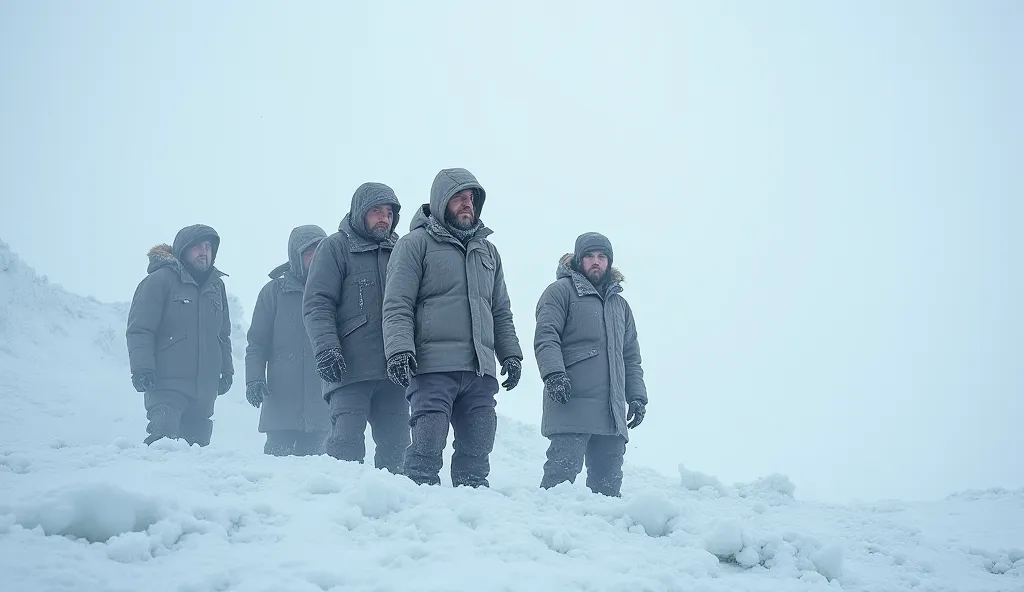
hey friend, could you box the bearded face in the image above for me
[365,204,394,240]
[444,190,476,230]
[580,251,609,285]
[185,240,213,272]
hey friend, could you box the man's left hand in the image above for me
[500,357,522,391]
[627,400,645,429]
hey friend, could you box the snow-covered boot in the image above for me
[181,416,213,447]
[540,434,587,489]
[145,404,181,445]
[264,431,296,456]
[584,436,625,497]
[293,430,327,456]
[402,411,449,486]
[451,407,496,488]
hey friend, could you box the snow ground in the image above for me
[1,238,1022,592]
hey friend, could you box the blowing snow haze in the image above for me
[1,2,1021,503]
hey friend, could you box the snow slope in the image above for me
[1,238,1022,592]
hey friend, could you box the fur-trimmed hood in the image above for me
[146,223,225,285]
[146,243,178,274]
[556,252,623,297]
[146,242,226,287]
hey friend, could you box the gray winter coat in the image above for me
[303,183,401,392]
[246,225,330,433]
[534,254,647,440]
[382,168,523,379]
[126,224,233,408]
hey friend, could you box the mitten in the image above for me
[315,347,347,383]
[500,357,522,391]
[218,374,233,395]
[626,400,646,429]
[132,371,155,393]
[245,380,269,408]
[386,352,417,388]
[544,372,571,404]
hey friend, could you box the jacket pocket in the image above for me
[339,314,368,339]
[475,251,497,305]
[563,348,599,367]
[567,300,604,342]
[157,332,187,351]
[159,295,194,350]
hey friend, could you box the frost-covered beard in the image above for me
[184,260,212,285]
[187,256,211,273]
[443,209,480,242]
[365,226,391,242]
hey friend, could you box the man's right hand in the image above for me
[315,348,346,383]
[131,371,155,393]
[386,352,417,388]
[246,380,270,408]
[544,372,571,404]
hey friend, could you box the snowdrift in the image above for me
[1,238,1022,592]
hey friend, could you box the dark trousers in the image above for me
[326,379,410,473]
[144,391,215,447]
[403,371,499,488]
[264,430,328,456]
[540,433,627,497]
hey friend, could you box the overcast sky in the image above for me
[1,1,1020,503]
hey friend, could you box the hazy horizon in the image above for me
[2,1,1021,503]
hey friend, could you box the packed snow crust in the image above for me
[1,238,1022,591]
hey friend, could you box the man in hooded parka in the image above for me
[126,224,234,446]
[245,225,330,456]
[302,183,410,473]
[533,232,648,497]
[382,167,524,488]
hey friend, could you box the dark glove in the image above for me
[246,380,269,408]
[131,371,155,393]
[627,400,646,429]
[386,352,417,388]
[544,372,571,404]
[500,357,522,391]
[218,374,233,396]
[315,347,346,383]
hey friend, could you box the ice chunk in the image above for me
[624,490,678,537]
[811,543,844,581]
[8,483,167,543]
[704,520,744,559]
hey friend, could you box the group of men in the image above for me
[125,167,649,496]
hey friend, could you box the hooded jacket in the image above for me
[303,183,402,393]
[246,225,329,433]
[126,224,233,404]
[534,254,647,440]
[382,168,523,379]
